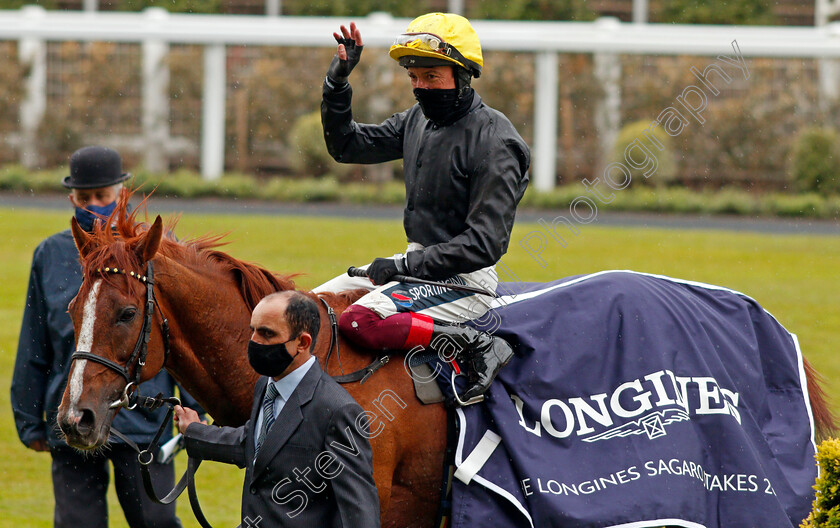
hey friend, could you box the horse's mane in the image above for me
[77,188,297,310]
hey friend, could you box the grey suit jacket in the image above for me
[184,361,380,527]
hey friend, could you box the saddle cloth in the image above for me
[427,270,817,528]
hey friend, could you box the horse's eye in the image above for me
[118,308,137,323]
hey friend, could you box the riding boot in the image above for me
[429,323,514,401]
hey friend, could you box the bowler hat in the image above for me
[62,146,131,189]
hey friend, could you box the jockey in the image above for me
[317,13,530,402]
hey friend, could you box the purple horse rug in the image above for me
[429,270,816,528]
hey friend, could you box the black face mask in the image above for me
[248,337,299,378]
[413,87,474,126]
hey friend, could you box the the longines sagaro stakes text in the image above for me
[513,368,778,499]
[520,458,778,499]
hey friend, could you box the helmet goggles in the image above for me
[392,32,472,71]
[394,33,449,53]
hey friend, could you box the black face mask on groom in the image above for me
[247,336,300,378]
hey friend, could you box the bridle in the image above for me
[66,260,213,525]
[70,261,171,410]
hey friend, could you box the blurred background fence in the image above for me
[0,0,839,192]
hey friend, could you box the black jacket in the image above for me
[11,229,203,449]
[184,362,380,527]
[322,82,530,281]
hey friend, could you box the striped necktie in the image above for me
[255,383,279,455]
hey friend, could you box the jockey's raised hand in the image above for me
[327,22,364,86]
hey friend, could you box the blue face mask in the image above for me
[74,201,117,232]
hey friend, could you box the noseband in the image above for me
[70,261,170,409]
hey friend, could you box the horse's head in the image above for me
[58,211,166,449]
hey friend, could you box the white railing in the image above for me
[2,6,840,188]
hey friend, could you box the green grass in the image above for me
[1,206,838,527]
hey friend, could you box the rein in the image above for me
[69,261,212,528]
[109,394,211,528]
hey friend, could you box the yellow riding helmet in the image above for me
[389,12,483,78]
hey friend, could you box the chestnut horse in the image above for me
[57,201,444,528]
[57,196,835,528]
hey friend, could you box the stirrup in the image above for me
[450,369,484,407]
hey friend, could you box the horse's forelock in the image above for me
[77,241,146,303]
[77,188,168,300]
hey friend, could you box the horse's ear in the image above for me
[70,217,97,259]
[135,215,163,263]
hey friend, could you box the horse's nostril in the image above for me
[76,408,96,435]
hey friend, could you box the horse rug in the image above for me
[429,270,817,528]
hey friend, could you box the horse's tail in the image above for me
[803,356,837,441]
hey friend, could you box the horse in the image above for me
[56,197,445,528]
[57,193,835,528]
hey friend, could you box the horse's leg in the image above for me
[332,339,448,527]
[371,437,396,527]
[385,402,447,528]
[343,370,406,526]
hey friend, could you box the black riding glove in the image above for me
[327,37,363,86]
[367,257,405,286]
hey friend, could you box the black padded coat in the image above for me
[322,82,531,281]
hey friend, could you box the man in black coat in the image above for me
[174,291,380,528]
[11,146,202,528]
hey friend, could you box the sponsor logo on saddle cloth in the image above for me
[390,290,414,308]
[385,275,470,309]
[511,369,740,443]
[402,276,468,300]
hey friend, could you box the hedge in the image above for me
[1,165,838,220]
[801,438,840,528]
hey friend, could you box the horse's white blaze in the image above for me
[69,280,101,413]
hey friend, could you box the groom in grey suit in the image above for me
[174,291,380,527]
